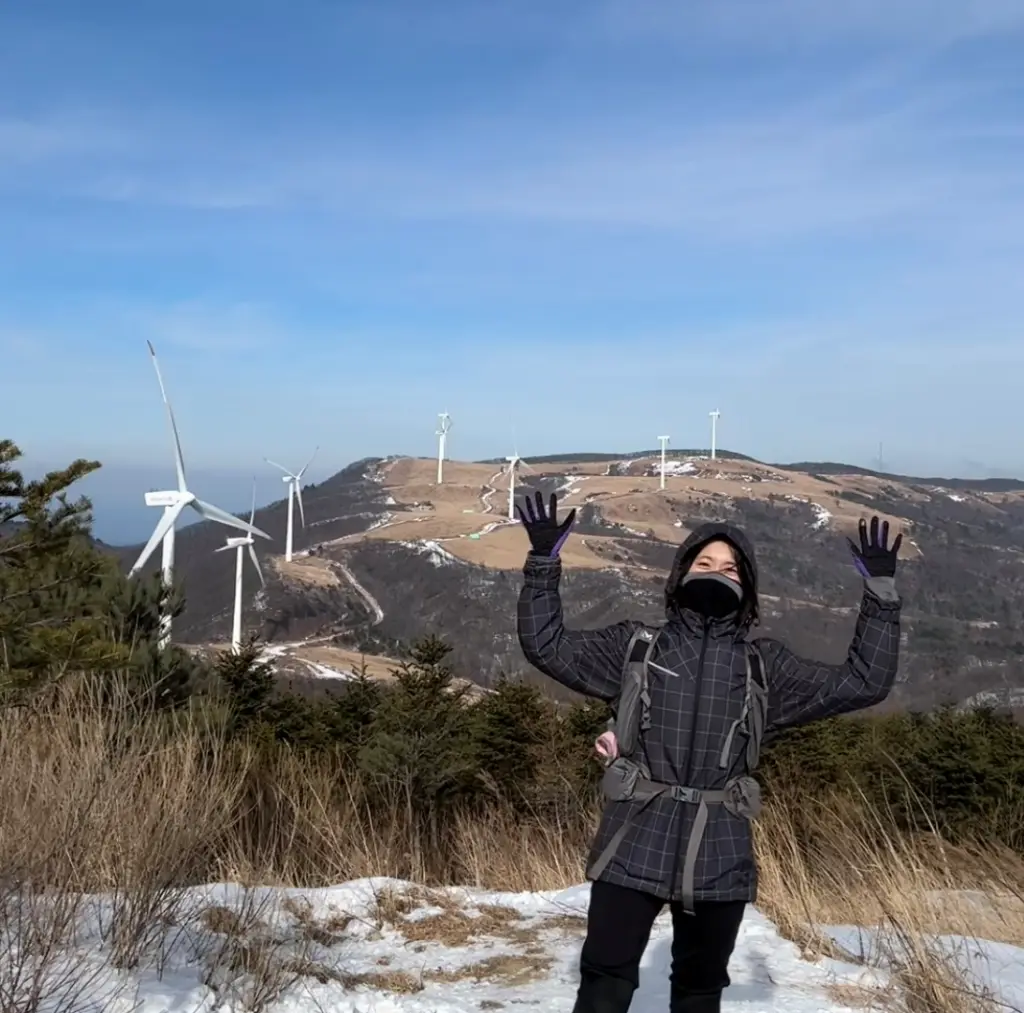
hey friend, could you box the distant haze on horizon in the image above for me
[3,1,1023,526]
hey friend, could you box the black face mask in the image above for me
[674,572,743,620]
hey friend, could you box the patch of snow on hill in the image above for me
[960,687,1024,710]
[651,460,696,477]
[398,540,461,567]
[365,513,395,532]
[555,475,590,497]
[811,503,832,530]
[301,660,354,680]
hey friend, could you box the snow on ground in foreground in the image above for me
[827,923,1024,1010]
[15,878,1023,1013]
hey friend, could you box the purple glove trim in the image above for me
[550,529,572,557]
[851,553,871,579]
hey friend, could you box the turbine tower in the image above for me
[436,412,452,484]
[216,480,265,653]
[709,410,721,461]
[505,452,534,520]
[265,447,317,562]
[658,435,670,490]
[129,342,270,650]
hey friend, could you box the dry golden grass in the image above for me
[289,645,487,698]
[755,795,1024,1013]
[424,953,553,986]
[381,456,498,491]
[360,513,492,542]
[439,525,624,571]
[292,644,400,680]
[0,676,1018,1012]
[755,795,1024,950]
[337,455,926,568]
[369,884,531,947]
[270,555,341,587]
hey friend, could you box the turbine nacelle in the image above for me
[144,489,190,508]
[218,535,253,550]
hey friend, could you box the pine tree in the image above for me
[214,635,275,735]
[358,635,477,821]
[0,440,125,695]
[0,440,208,705]
[471,677,546,802]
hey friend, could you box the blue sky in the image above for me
[2,1,1024,542]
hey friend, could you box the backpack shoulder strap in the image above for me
[718,640,771,772]
[744,641,769,770]
[612,626,660,757]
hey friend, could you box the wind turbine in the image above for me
[505,452,534,520]
[658,435,670,490]
[436,412,452,484]
[216,480,265,653]
[129,342,271,650]
[709,410,721,461]
[265,447,317,562]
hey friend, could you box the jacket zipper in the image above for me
[672,617,711,900]
[682,617,711,785]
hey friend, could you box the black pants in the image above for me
[573,880,746,1013]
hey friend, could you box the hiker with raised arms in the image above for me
[515,491,903,1013]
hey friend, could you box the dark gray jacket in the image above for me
[516,522,901,904]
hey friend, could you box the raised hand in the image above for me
[516,491,576,558]
[847,515,902,578]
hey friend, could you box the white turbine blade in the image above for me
[265,458,297,478]
[249,478,257,525]
[147,341,188,493]
[297,445,319,479]
[248,543,265,588]
[192,499,271,539]
[129,502,185,576]
[214,543,233,553]
[295,481,306,527]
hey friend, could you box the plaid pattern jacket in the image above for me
[516,538,901,904]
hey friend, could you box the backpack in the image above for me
[588,626,770,912]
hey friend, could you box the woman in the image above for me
[515,491,902,1013]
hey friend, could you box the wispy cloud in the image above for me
[6,59,1021,258]
[589,0,1024,48]
[0,111,133,169]
[2,3,1024,482]
[114,301,291,353]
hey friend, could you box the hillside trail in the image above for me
[332,556,384,625]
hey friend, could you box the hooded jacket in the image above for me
[516,521,901,904]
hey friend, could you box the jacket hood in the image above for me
[665,522,759,628]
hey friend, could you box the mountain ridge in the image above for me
[103,450,1024,713]
[101,448,1024,552]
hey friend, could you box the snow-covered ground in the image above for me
[333,559,385,625]
[22,879,1018,1013]
[396,539,461,567]
[655,460,697,477]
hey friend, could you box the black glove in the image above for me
[516,491,576,558]
[847,516,902,578]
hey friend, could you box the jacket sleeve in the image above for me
[517,553,640,701]
[757,575,902,731]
